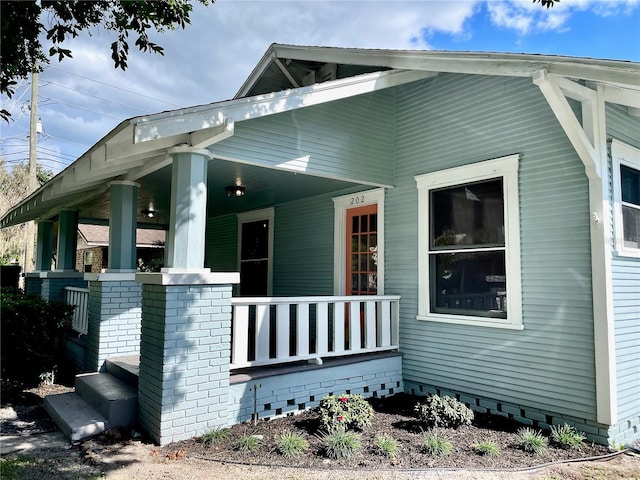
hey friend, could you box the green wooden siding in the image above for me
[205,214,238,272]
[210,90,395,186]
[606,104,640,429]
[390,73,597,419]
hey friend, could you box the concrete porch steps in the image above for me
[44,356,140,443]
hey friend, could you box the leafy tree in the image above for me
[0,159,52,265]
[533,0,559,7]
[1,0,211,120]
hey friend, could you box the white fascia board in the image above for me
[603,84,640,109]
[270,45,640,85]
[133,69,436,144]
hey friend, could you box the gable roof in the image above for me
[1,44,639,229]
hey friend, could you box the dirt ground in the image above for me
[1,384,639,480]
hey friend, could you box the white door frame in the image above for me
[332,188,385,295]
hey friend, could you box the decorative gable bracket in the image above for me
[533,69,606,178]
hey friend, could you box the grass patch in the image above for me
[422,428,453,456]
[0,454,37,480]
[550,424,586,449]
[374,434,399,458]
[515,427,548,454]
[276,431,309,457]
[201,427,228,446]
[322,429,362,459]
[472,439,500,456]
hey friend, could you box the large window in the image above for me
[415,154,522,329]
[612,140,640,258]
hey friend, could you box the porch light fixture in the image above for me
[141,209,156,218]
[225,185,245,197]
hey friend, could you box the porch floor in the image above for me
[103,351,402,386]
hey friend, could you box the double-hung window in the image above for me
[611,140,640,258]
[415,154,522,329]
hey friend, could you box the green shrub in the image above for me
[515,427,548,454]
[322,428,362,459]
[422,428,453,456]
[0,288,74,389]
[472,439,500,456]
[414,394,474,428]
[317,393,374,432]
[201,428,227,445]
[236,434,261,452]
[374,434,399,459]
[550,424,586,449]
[276,431,309,457]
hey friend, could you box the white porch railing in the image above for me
[65,286,90,335]
[230,295,400,369]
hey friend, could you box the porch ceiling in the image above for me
[72,158,359,228]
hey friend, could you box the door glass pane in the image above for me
[240,260,268,296]
[352,216,359,234]
[431,179,504,249]
[430,250,506,318]
[361,215,368,233]
[241,220,269,259]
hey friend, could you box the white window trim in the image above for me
[611,139,640,258]
[237,207,274,296]
[415,154,523,330]
[332,188,385,295]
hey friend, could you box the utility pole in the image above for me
[23,70,39,276]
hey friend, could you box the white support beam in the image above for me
[603,84,640,109]
[533,69,599,177]
[133,69,437,144]
[274,57,301,88]
[188,118,234,149]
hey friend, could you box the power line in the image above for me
[43,80,152,114]
[50,66,183,108]
[39,96,122,120]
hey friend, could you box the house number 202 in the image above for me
[351,195,365,205]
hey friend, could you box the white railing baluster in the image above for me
[276,303,289,359]
[297,303,310,357]
[365,300,376,350]
[255,304,270,363]
[333,301,345,354]
[316,301,329,356]
[232,304,249,366]
[348,300,360,352]
[379,300,391,347]
[229,295,400,370]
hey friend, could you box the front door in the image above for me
[238,208,274,296]
[346,204,378,295]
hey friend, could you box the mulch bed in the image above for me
[156,393,612,470]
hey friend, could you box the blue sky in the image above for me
[1,0,639,175]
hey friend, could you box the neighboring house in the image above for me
[76,224,165,273]
[1,45,638,447]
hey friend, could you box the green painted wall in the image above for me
[210,89,395,186]
[390,73,597,420]
[606,103,640,441]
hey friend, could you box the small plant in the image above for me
[236,434,261,452]
[421,428,453,456]
[322,428,362,459]
[200,427,227,446]
[515,427,548,454]
[414,394,474,428]
[472,439,500,456]
[317,393,374,432]
[276,431,309,457]
[550,423,586,449]
[374,434,399,458]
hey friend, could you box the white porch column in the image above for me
[165,147,210,271]
[108,181,139,271]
